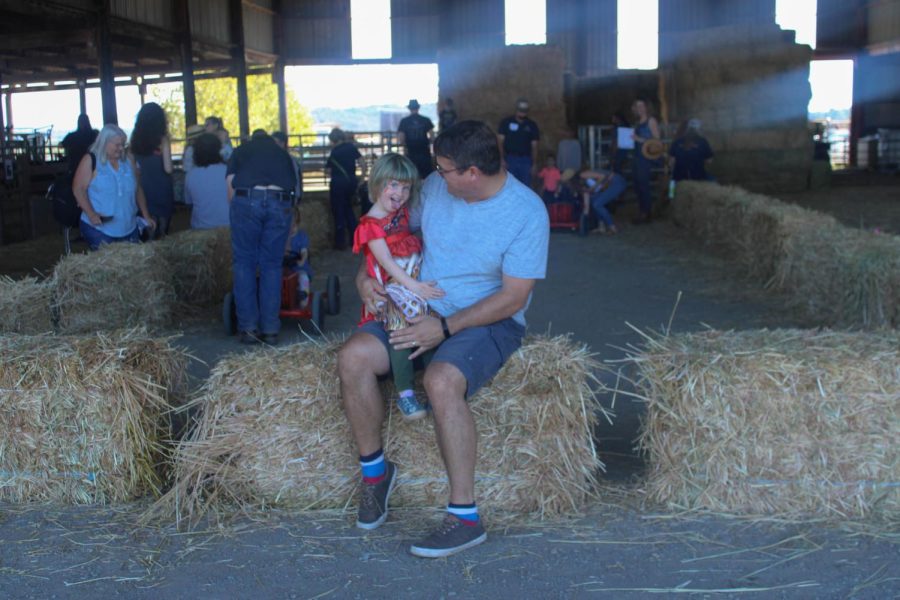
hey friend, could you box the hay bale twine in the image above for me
[158,227,232,310]
[0,329,188,503]
[633,328,900,519]
[162,335,602,524]
[54,243,176,333]
[0,276,54,334]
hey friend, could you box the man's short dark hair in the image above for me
[193,133,223,168]
[271,131,288,145]
[433,120,501,176]
[251,128,268,139]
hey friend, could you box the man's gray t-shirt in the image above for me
[411,172,549,326]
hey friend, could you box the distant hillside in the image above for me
[809,108,850,121]
[312,103,438,132]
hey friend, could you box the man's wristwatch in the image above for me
[440,316,452,340]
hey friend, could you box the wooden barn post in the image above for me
[95,0,118,125]
[229,0,250,140]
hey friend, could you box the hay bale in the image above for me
[0,329,188,503]
[674,182,900,328]
[632,328,900,519]
[776,227,900,328]
[0,276,54,334]
[54,243,176,333]
[300,194,336,253]
[158,228,232,309]
[160,335,603,524]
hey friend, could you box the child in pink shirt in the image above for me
[537,154,562,203]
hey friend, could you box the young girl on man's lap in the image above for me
[352,153,444,420]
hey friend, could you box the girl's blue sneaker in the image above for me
[397,394,427,421]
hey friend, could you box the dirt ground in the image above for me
[1,185,898,598]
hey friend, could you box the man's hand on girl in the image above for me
[389,315,443,360]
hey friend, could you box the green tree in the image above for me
[150,74,314,142]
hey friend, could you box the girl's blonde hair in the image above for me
[291,204,303,230]
[368,153,420,206]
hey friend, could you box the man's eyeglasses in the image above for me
[434,163,467,176]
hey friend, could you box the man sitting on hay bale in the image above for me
[337,120,550,558]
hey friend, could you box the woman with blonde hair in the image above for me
[72,124,155,250]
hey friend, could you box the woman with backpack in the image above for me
[72,124,155,250]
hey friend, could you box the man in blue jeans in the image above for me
[226,129,298,345]
[498,98,540,187]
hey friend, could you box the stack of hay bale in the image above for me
[158,227,232,310]
[1,228,236,333]
[160,335,603,524]
[630,328,900,520]
[0,329,188,503]
[674,181,900,328]
[53,243,177,333]
[0,276,54,334]
[666,23,813,193]
[298,193,334,253]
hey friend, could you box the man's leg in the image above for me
[409,320,523,558]
[338,329,399,530]
[230,197,262,334]
[422,362,475,504]
[338,330,390,455]
[258,198,292,338]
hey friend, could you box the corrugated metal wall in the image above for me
[442,0,504,50]
[244,1,275,54]
[111,0,174,29]
[547,0,616,77]
[189,0,231,45]
[282,0,351,63]
[660,0,775,31]
[53,0,95,11]
[868,0,900,49]
[582,0,616,76]
[817,0,864,52]
[391,0,442,62]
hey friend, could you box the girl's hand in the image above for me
[410,280,445,300]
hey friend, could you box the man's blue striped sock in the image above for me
[360,449,386,484]
[447,502,479,525]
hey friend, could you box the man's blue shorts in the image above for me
[358,317,526,398]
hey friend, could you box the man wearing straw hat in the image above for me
[180,124,205,174]
[338,120,549,558]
